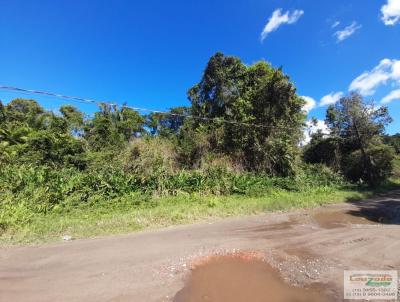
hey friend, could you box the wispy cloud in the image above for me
[260,9,304,42]
[319,92,344,107]
[331,21,340,29]
[381,0,400,26]
[301,96,316,112]
[349,59,400,96]
[317,59,400,107]
[382,89,400,104]
[334,22,361,42]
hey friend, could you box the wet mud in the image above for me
[173,255,333,302]
[248,220,295,233]
[312,210,378,229]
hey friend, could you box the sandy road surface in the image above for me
[1,190,400,302]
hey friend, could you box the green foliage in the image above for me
[146,107,190,137]
[1,54,397,238]
[60,105,84,133]
[5,98,45,127]
[0,100,86,167]
[322,93,394,186]
[0,101,6,124]
[383,133,400,154]
[1,53,305,177]
[121,137,179,193]
[187,52,305,176]
[2,188,372,244]
[0,159,348,232]
[122,137,177,175]
[176,121,212,168]
[392,156,400,178]
[84,103,145,151]
[303,134,340,170]
[0,201,34,231]
[342,145,395,185]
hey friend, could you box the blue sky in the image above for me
[1,0,400,134]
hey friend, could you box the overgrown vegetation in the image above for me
[304,93,396,186]
[1,53,398,243]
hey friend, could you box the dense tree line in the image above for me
[0,53,397,189]
[0,53,306,176]
[2,52,399,232]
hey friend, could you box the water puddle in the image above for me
[249,220,295,233]
[173,255,332,302]
[312,210,377,229]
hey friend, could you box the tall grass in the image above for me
[0,160,346,233]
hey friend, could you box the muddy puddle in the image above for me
[244,208,386,234]
[249,220,295,232]
[312,210,378,229]
[173,255,333,302]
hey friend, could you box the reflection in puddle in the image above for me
[173,255,332,302]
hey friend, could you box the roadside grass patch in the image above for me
[0,187,375,245]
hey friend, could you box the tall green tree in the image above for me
[325,93,394,185]
[0,99,85,167]
[186,52,305,175]
[5,99,46,128]
[60,105,84,135]
[84,103,144,151]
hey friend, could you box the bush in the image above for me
[121,137,178,193]
[176,125,211,169]
[122,137,178,176]
[0,201,34,231]
[342,145,395,186]
[0,163,139,212]
[303,137,340,170]
[296,164,345,189]
[0,160,346,213]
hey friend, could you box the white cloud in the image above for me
[334,22,362,42]
[303,119,330,145]
[301,96,316,112]
[349,58,400,96]
[392,60,400,79]
[381,89,400,104]
[331,21,340,29]
[381,0,400,26]
[260,9,304,42]
[320,92,344,107]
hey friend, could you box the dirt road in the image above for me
[1,190,400,302]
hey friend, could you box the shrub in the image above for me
[176,125,211,169]
[121,137,179,193]
[342,145,395,186]
[296,164,344,189]
[199,153,243,173]
[303,137,340,170]
[0,201,34,231]
[122,137,177,175]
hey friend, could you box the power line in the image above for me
[0,84,298,129]
[0,84,393,134]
